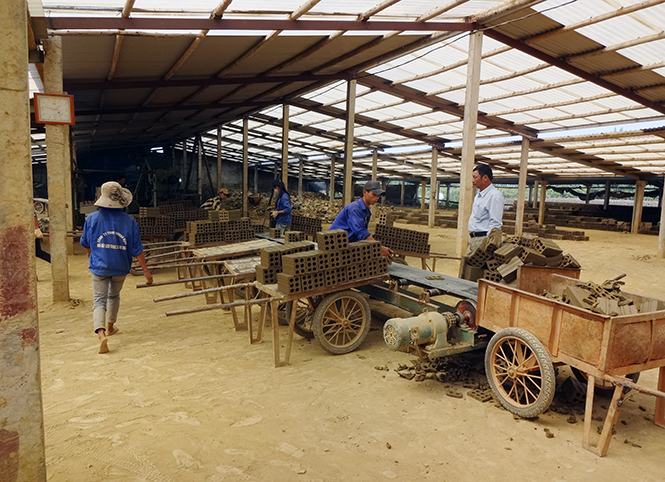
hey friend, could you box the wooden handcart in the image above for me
[477,274,665,456]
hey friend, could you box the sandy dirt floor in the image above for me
[36,223,665,481]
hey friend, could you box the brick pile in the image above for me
[285,231,306,243]
[185,218,255,245]
[373,224,430,254]
[291,214,322,235]
[255,241,316,285]
[544,278,660,315]
[463,230,581,284]
[260,231,387,294]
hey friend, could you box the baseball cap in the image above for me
[363,180,385,195]
[219,188,229,195]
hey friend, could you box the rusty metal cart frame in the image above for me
[477,274,665,456]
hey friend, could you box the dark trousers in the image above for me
[36,239,51,263]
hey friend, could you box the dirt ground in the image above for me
[36,224,665,481]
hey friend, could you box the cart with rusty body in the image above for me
[477,274,665,456]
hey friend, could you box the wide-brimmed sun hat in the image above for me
[95,181,133,209]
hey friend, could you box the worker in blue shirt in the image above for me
[329,180,393,261]
[81,181,153,354]
[270,179,292,231]
[467,164,504,255]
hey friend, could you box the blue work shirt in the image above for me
[329,198,371,242]
[80,208,144,277]
[275,192,292,226]
[468,183,505,233]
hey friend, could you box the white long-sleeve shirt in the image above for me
[468,183,504,233]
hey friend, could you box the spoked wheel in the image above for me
[276,297,319,339]
[312,290,371,355]
[485,327,556,418]
[570,367,640,396]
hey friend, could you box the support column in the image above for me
[0,0,47,479]
[216,126,222,191]
[631,180,646,234]
[44,36,70,301]
[446,183,450,208]
[604,181,611,210]
[343,80,356,206]
[371,149,378,216]
[515,137,529,237]
[428,149,438,228]
[528,184,533,205]
[281,104,289,187]
[538,181,547,225]
[181,140,187,190]
[298,158,303,201]
[658,177,665,257]
[400,181,405,207]
[420,180,427,212]
[381,179,387,205]
[330,155,336,201]
[585,184,591,205]
[533,181,539,208]
[242,118,248,217]
[253,165,258,194]
[65,132,75,254]
[197,136,203,203]
[456,30,483,256]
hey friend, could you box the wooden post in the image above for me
[253,165,258,194]
[371,149,378,216]
[44,36,70,301]
[343,80,356,206]
[603,180,611,210]
[197,135,203,203]
[659,178,665,257]
[242,118,248,217]
[298,157,303,201]
[456,30,482,257]
[381,179,387,205]
[515,137,529,237]
[428,148,438,228]
[631,180,646,234]
[330,155,336,201]
[400,180,405,207]
[585,183,591,205]
[0,0,47,478]
[538,181,547,225]
[420,180,427,212]
[446,183,450,208]
[281,103,289,187]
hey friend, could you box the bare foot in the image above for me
[106,323,119,336]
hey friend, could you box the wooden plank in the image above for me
[656,366,665,428]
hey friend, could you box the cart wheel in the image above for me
[313,290,371,355]
[276,297,318,340]
[570,367,640,396]
[485,327,555,418]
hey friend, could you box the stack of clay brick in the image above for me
[291,214,322,236]
[373,224,430,255]
[463,231,581,284]
[257,229,388,294]
[269,227,283,238]
[377,213,395,227]
[255,241,316,286]
[134,201,207,238]
[285,231,307,243]
[185,218,255,245]
[545,278,659,315]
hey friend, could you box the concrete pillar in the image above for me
[400,181,405,207]
[44,36,70,301]
[370,149,378,216]
[538,181,547,225]
[515,137,529,237]
[0,1,47,479]
[428,148,438,228]
[631,180,646,234]
[420,180,427,212]
[242,118,248,217]
[298,158,303,201]
[330,155,336,201]
[604,181,611,210]
[281,104,289,186]
[343,80,356,206]
[456,30,482,257]
[217,126,222,191]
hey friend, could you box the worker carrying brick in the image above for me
[468,164,504,255]
[201,187,229,210]
[329,180,393,261]
[270,179,292,231]
[81,182,153,354]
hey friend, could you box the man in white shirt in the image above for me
[467,164,504,255]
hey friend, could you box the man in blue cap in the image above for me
[329,180,393,261]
